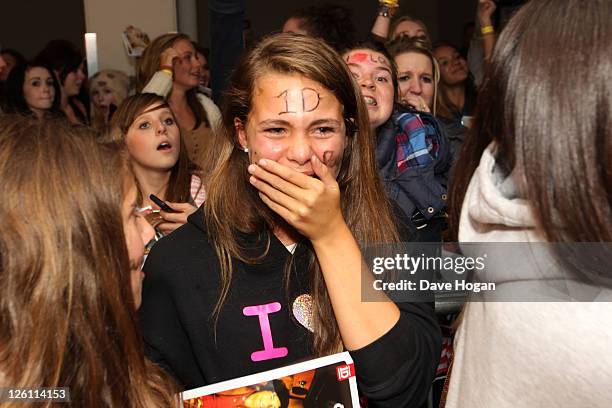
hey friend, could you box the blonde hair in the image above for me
[89,69,130,130]
[390,15,431,42]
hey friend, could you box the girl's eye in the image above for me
[263,127,286,135]
[163,117,175,126]
[313,127,336,137]
[138,122,151,130]
[376,76,389,83]
[422,76,433,83]
[398,75,411,82]
[46,79,54,86]
[31,80,41,87]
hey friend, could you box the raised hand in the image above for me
[400,94,431,113]
[160,47,180,69]
[477,0,497,27]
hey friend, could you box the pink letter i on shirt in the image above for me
[243,302,288,362]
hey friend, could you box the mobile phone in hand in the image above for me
[149,194,178,213]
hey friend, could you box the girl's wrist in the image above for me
[478,17,492,27]
[310,218,351,248]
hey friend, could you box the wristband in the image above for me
[481,25,494,35]
[380,0,399,6]
[378,4,398,18]
[161,68,173,77]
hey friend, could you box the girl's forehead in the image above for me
[26,67,51,77]
[135,103,169,119]
[344,49,391,69]
[249,72,343,118]
[173,39,194,53]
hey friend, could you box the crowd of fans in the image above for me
[0,0,610,407]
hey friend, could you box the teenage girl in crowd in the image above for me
[89,69,130,130]
[343,41,451,241]
[137,33,221,178]
[36,40,88,125]
[387,37,467,170]
[387,37,437,115]
[3,61,62,119]
[433,43,478,126]
[139,34,440,407]
[108,93,205,236]
[446,0,612,406]
[0,117,177,407]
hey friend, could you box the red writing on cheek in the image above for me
[323,151,333,165]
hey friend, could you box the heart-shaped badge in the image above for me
[292,294,313,332]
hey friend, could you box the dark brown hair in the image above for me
[449,0,612,245]
[108,93,194,205]
[0,116,178,406]
[206,33,400,355]
[4,61,63,118]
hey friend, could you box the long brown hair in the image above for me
[205,33,400,356]
[136,33,209,130]
[0,116,178,406]
[449,0,612,245]
[108,93,194,205]
[433,43,477,121]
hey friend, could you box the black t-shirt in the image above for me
[139,210,441,407]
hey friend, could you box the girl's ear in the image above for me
[235,117,248,150]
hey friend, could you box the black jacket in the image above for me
[139,210,441,407]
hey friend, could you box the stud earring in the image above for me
[244,147,249,153]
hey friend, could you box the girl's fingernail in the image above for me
[249,176,257,184]
[259,159,267,167]
[248,164,257,173]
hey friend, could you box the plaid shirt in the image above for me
[395,112,440,172]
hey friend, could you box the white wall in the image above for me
[83,0,177,76]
